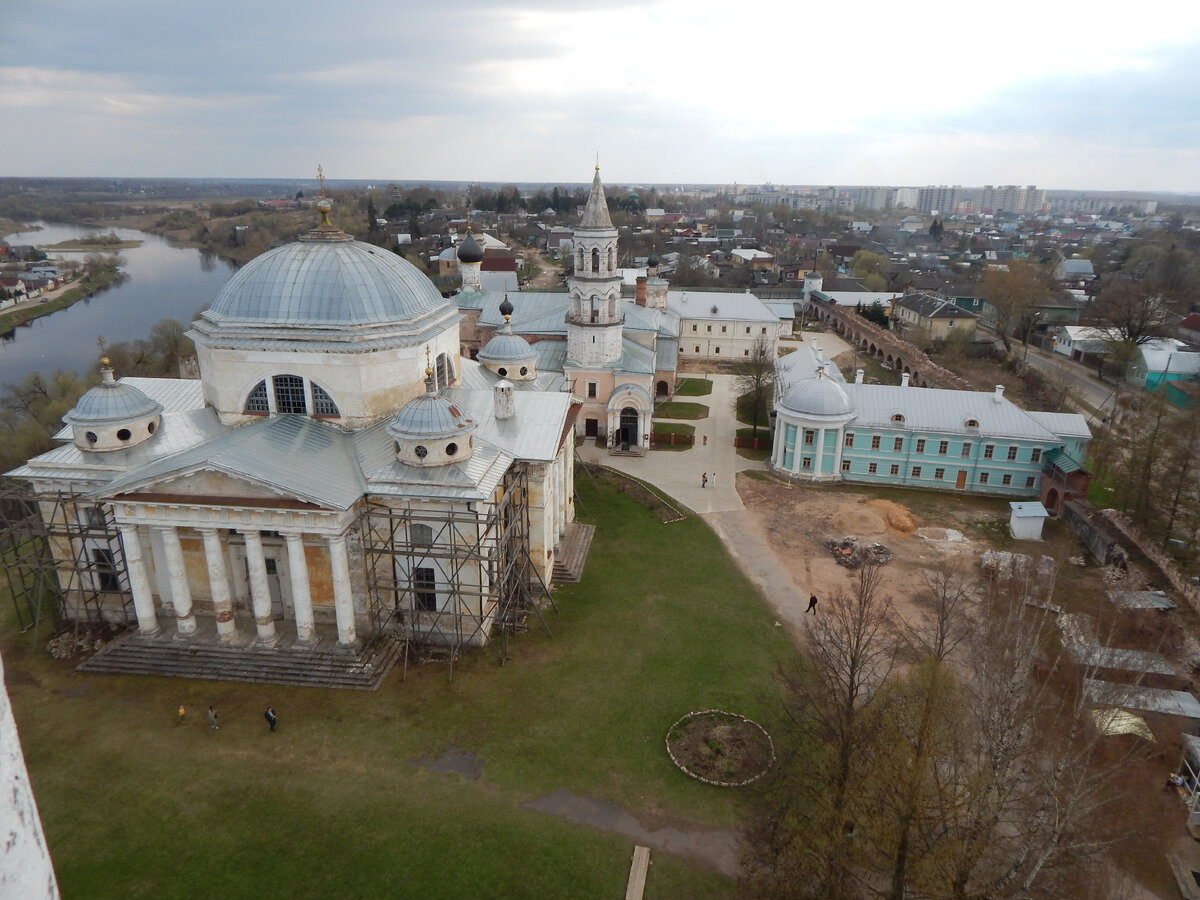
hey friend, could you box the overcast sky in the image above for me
[4,0,1199,193]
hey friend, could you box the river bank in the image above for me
[0,266,126,333]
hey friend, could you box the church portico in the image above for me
[6,197,577,688]
[109,497,365,651]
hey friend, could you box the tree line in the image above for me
[745,562,1158,899]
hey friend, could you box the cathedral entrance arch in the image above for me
[619,407,639,447]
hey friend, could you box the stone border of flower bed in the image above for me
[665,708,776,787]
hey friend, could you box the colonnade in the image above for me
[116,523,357,648]
[770,421,847,479]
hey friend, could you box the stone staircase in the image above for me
[77,628,402,691]
[552,523,596,583]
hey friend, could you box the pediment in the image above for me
[109,467,322,509]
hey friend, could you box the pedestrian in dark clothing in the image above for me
[806,594,818,614]
[701,473,708,489]
[208,706,219,730]
[264,707,277,732]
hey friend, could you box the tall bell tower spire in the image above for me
[566,165,623,366]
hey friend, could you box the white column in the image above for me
[156,526,196,637]
[284,532,317,645]
[241,529,278,646]
[118,524,160,636]
[199,527,238,642]
[833,427,846,477]
[772,420,786,469]
[815,427,826,478]
[326,534,357,647]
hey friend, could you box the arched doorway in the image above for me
[656,380,669,397]
[619,407,639,448]
[584,417,598,438]
[1044,487,1060,514]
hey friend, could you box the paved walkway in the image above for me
[575,340,852,632]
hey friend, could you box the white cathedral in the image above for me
[8,197,582,678]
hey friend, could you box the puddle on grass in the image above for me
[408,744,485,781]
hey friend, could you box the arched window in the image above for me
[435,352,454,388]
[891,413,905,423]
[964,418,979,428]
[410,523,433,546]
[608,246,615,270]
[312,383,339,416]
[591,247,600,272]
[578,248,584,271]
[245,380,269,413]
[273,374,307,414]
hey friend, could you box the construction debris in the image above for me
[827,536,893,568]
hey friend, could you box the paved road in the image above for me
[1018,341,1121,423]
[575,345,851,632]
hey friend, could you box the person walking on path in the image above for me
[264,707,278,732]
[806,594,818,614]
[208,706,219,730]
[701,472,708,489]
[710,471,717,489]
[176,704,186,726]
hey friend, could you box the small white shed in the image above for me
[1009,501,1049,541]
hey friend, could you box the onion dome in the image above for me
[456,231,484,264]
[386,369,477,467]
[477,297,536,380]
[647,253,659,269]
[778,366,855,418]
[63,359,163,452]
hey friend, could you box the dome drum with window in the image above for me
[64,360,164,452]
[386,370,478,467]
[477,297,537,381]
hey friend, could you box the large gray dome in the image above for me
[207,235,448,326]
[780,374,855,417]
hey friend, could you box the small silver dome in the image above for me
[478,322,534,365]
[779,371,855,417]
[64,367,163,426]
[387,378,476,442]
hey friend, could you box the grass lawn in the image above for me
[674,378,714,397]
[5,474,798,899]
[653,401,709,420]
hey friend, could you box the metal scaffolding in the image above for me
[357,467,553,678]
[0,478,134,643]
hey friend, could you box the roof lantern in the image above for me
[386,367,477,467]
[63,358,164,452]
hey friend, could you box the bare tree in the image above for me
[1089,276,1175,349]
[979,262,1051,353]
[735,336,776,439]
[747,564,897,899]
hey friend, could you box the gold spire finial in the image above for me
[317,164,326,199]
[97,335,106,354]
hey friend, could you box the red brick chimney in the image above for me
[635,276,647,306]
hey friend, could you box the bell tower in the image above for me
[566,166,623,366]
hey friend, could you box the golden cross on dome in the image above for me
[317,165,326,199]
[96,335,106,355]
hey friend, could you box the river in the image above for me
[0,223,236,385]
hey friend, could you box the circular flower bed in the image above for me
[665,709,775,787]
